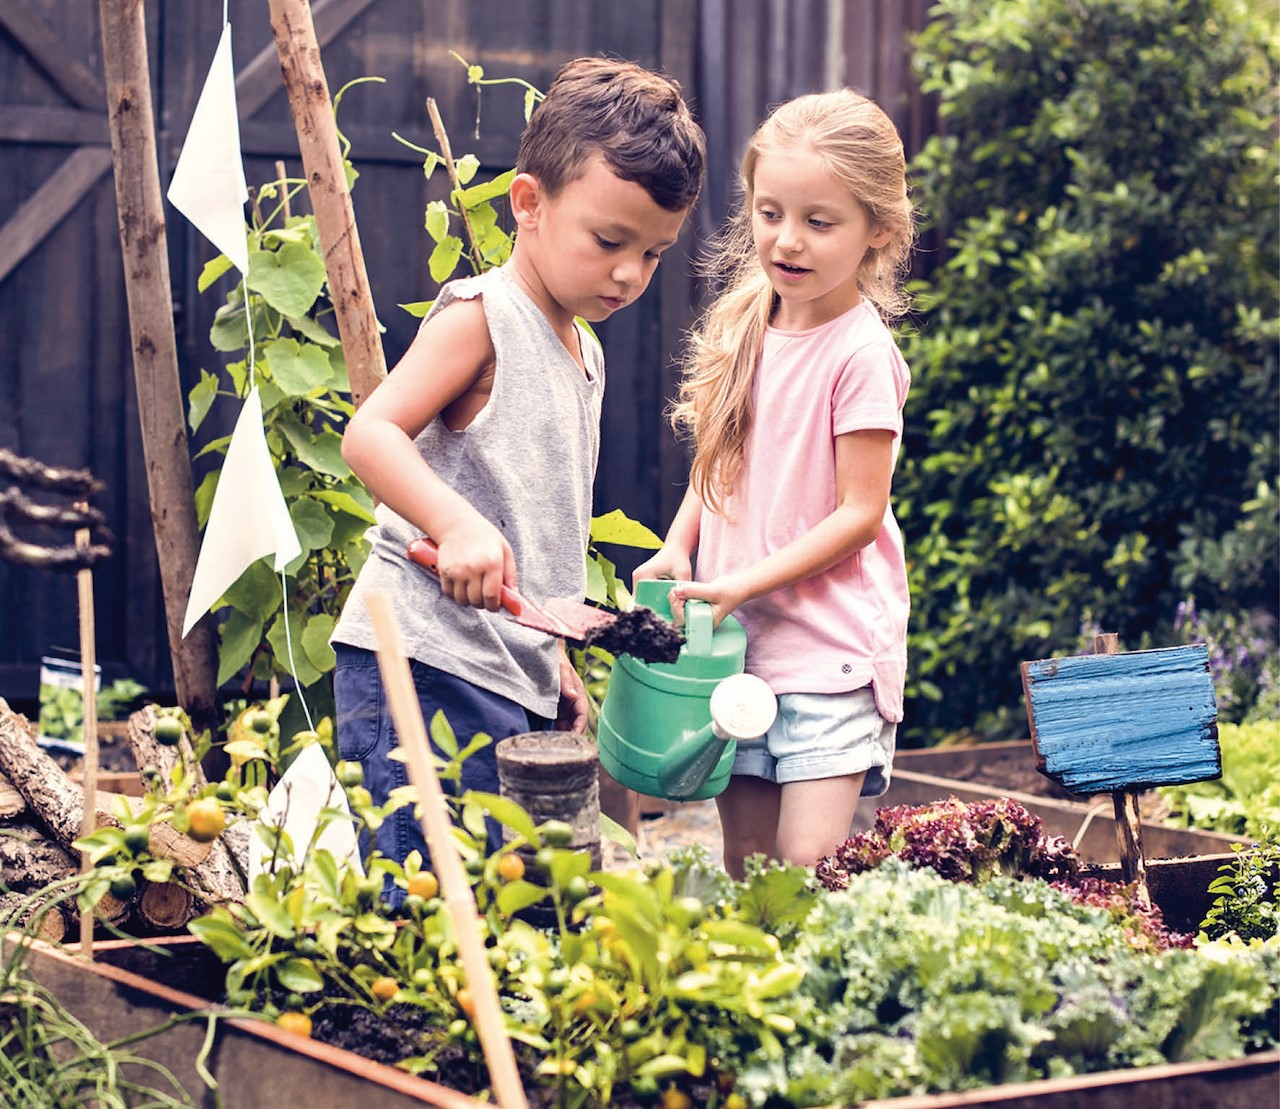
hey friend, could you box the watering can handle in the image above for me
[684,598,713,657]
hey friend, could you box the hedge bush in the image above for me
[897,0,1279,743]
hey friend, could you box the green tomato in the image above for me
[122,826,151,855]
[564,875,590,905]
[335,760,363,788]
[668,895,704,929]
[154,716,183,746]
[540,820,574,848]
[535,846,556,873]
[108,873,137,900]
[250,710,273,735]
[216,781,236,802]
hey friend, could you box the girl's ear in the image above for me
[869,224,893,250]
[510,172,542,230]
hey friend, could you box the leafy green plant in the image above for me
[897,0,1279,744]
[1157,719,1280,837]
[37,677,146,747]
[189,83,380,716]
[1199,836,1279,942]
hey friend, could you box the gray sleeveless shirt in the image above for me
[332,264,604,717]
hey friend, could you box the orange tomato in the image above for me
[407,871,439,899]
[370,976,398,1002]
[496,853,526,882]
[276,1011,312,1037]
[185,798,226,842]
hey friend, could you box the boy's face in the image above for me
[512,154,689,326]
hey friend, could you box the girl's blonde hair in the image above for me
[672,89,915,513]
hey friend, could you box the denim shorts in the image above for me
[333,644,532,905]
[730,686,895,793]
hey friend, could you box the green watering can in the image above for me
[597,580,777,801]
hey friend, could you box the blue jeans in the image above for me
[333,644,532,905]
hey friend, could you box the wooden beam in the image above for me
[0,146,112,286]
[266,0,387,411]
[0,2,106,109]
[96,0,219,729]
[0,105,110,146]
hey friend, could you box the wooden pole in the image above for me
[96,0,218,729]
[365,592,528,1109]
[75,524,99,957]
[265,0,387,411]
[1094,632,1151,907]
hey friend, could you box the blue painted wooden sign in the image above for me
[1021,644,1220,796]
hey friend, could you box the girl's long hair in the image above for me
[672,89,915,514]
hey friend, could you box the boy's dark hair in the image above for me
[517,56,705,213]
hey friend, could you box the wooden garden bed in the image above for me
[861,740,1249,864]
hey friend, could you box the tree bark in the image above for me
[266,0,387,411]
[0,770,24,819]
[0,822,79,889]
[0,891,68,944]
[96,0,218,729]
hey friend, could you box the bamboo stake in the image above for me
[96,0,218,730]
[364,591,528,1109]
[265,0,387,411]
[426,99,479,263]
[75,523,98,957]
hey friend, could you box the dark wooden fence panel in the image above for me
[0,0,933,700]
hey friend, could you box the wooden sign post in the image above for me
[1021,635,1220,907]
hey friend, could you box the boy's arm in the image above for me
[633,485,702,584]
[342,298,516,610]
[669,429,894,625]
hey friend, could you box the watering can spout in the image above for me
[656,673,777,800]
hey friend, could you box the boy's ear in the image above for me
[509,172,542,230]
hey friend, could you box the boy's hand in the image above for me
[433,520,517,611]
[632,547,692,586]
[555,647,590,733]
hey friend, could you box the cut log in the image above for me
[126,704,188,787]
[93,888,131,926]
[0,890,67,944]
[0,700,241,907]
[136,879,194,931]
[0,821,80,889]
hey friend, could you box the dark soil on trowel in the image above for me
[582,606,684,664]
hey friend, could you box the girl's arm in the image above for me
[633,485,702,584]
[669,429,894,625]
[342,298,517,610]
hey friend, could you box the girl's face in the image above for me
[750,146,890,331]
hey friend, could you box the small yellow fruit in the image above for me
[185,798,226,842]
[370,976,398,1002]
[496,853,525,882]
[276,1011,312,1037]
[407,871,439,899]
[660,1085,693,1109]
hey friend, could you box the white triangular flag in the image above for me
[182,387,301,637]
[167,22,249,273]
[250,743,364,882]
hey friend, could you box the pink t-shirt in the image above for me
[695,302,911,722]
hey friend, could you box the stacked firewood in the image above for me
[0,698,247,943]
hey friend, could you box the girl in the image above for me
[635,90,915,879]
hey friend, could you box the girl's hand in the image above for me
[633,547,692,586]
[433,518,517,610]
[668,576,747,628]
[555,647,590,733]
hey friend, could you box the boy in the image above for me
[331,57,705,894]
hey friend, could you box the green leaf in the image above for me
[428,236,464,283]
[301,612,337,673]
[290,496,335,554]
[497,879,548,915]
[275,957,324,993]
[600,812,638,857]
[263,337,335,396]
[285,312,340,348]
[223,559,282,621]
[455,154,480,185]
[278,422,351,479]
[197,253,236,292]
[193,468,220,528]
[399,300,433,318]
[248,240,327,318]
[188,369,221,433]
[425,200,450,243]
[466,791,540,843]
[311,489,376,524]
[455,169,515,209]
[218,610,265,685]
[266,609,323,688]
[590,509,663,549]
[189,914,257,961]
[244,891,294,932]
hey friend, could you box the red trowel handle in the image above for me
[405,538,527,617]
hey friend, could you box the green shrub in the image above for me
[1158,719,1280,837]
[898,0,1279,743]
